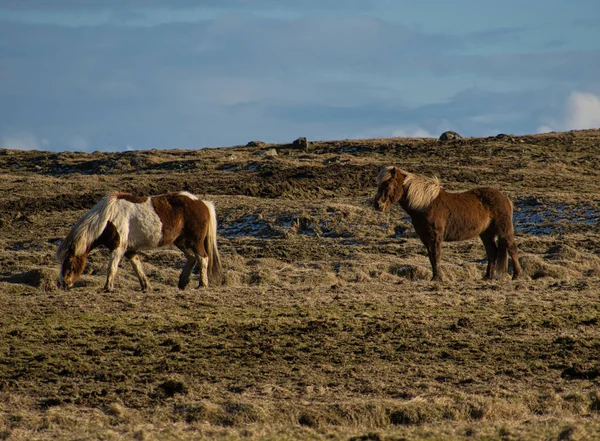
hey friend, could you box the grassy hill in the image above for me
[1,130,599,440]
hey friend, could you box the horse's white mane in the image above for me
[378,166,441,211]
[178,191,199,200]
[56,193,121,261]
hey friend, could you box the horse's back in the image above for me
[469,187,512,211]
[433,188,511,241]
[469,187,514,234]
[122,197,164,249]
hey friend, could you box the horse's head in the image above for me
[374,166,405,211]
[59,251,87,289]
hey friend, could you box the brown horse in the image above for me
[374,166,521,281]
[57,191,222,292]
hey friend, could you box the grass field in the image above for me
[1,130,599,440]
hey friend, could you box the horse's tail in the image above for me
[203,200,222,284]
[495,198,514,275]
[56,193,119,263]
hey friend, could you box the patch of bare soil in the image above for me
[1,130,600,440]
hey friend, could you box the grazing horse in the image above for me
[374,166,521,281]
[56,191,222,292]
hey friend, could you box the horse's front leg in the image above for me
[126,251,151,292]
[427,234,443,282]
[105,247,126,292]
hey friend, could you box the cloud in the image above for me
[0,0,374,12]
[0,16,465,150]
[391,127,434,138]
[68,136,90,151]
[537,91,600,132]
[566,91,600,130]
[1,132,47,150]
[427,50,600,83]
[1,12,598,151]
[536,125,555,134]
[574,17,600,28]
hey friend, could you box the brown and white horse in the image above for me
[374,166,521,281]
[56,191,222,291]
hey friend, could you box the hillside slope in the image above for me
[0,130,599,440]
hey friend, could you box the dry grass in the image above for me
[1,130,600,440]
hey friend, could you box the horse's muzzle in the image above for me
[58,278,73,290]
[374,200,387,212]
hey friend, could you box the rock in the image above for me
[495,133,515,141]
[292,137,309,151]
[520,196,542,206]
[252,148,278,157]
[246,141,266,148]
[439,131,463,141]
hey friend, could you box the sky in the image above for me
[1,1,600,152]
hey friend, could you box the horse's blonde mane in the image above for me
[56,193,121,262]
[378,166,441,211]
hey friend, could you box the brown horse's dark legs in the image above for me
[427,236,443,281]
[480,231,498,279]
[126,252,150,292]
[508,238,522,279]
[178,253,197,290]
[175,243,198,290]
[497,230,523,279]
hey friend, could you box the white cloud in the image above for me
[1,132,43,150]
[565,91,600,130]
[69,136,90,151]
[392,127,434,138]
[536,125,555,134]
[537,91,600,133]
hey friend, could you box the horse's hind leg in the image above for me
[176,246,197,290]
[507,235,522,280]
[480,229,498,279]
[497,230,522,280]
[105,246,126,292]
[197,253,209,288]
[126,251,150,292]
[191,233,209,288]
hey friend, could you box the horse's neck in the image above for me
[399,197,418,216]
[399,188,444,215]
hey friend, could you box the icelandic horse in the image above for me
[56,191,222,291]
[373,166,521,281]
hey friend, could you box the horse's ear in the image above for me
[390,167,396,177]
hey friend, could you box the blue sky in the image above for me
[1,1,599,151]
